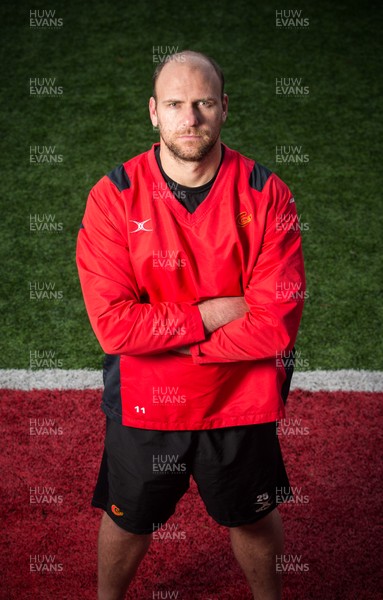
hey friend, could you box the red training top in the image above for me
[76,143,306,430]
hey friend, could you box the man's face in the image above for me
[149,59,228,162]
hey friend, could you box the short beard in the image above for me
[158,126,220,163]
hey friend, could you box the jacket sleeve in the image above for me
[76,179,205,355]
[190,176,306,364]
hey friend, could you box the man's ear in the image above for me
[222,93,229,123]
[149,96,158,127]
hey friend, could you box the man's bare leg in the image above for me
[98,512,152,600]
[229,508,284,600]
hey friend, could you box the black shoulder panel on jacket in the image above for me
[107,164,131,192]
[249,162,273,192]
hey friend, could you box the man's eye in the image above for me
[168,102,178,107]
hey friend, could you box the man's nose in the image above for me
[181,106,200,127]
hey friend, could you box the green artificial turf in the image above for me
[1,0,382,370]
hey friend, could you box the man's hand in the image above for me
[198,296,249,335]
[173,345,191,355]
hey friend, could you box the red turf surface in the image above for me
[1,388,382,600]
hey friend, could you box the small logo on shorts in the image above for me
[254,492,272,512]
[111,504,124,516]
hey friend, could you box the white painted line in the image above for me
[291,370,383,392]
[0,369,382,392]
[0,369,103,390]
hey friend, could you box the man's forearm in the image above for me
[175,296,249,354]
[197,296,249,334]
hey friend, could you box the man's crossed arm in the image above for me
[77,179,304,363]
[175,296,249,354]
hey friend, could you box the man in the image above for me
[76,50,305,600]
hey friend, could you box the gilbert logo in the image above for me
[129,219,153,233]
[111,504,124,516]
[236,211,252,227]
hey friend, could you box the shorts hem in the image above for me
[121,412,284,430]
[106,517,156,535]
[209,504,278,527]
[92,499,176,535]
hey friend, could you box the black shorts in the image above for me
[92,417,292,534]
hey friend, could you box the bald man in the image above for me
[77,50,305,600]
